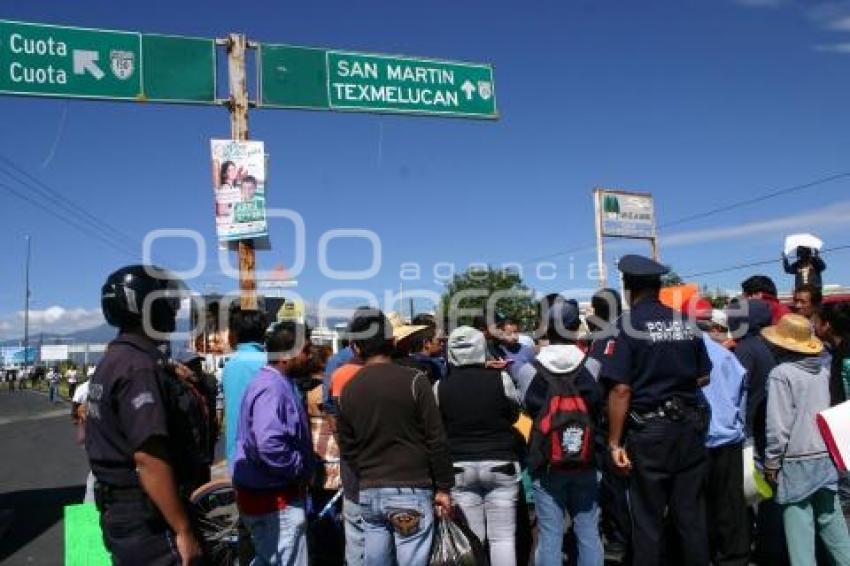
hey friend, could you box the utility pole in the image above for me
[593,189,606,289]
[23,235,31,369]
[226,33,257,311]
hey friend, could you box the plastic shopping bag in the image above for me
[742,443,773,505]
[429,513,488,566]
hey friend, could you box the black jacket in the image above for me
[729,299,776,458]
[828,341,849,406]
[437,365,520,463]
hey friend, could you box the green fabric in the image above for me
[522,468,534,504]
[782,488,850,566]
[64,503,111,566]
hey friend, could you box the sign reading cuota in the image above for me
[0,20,216,103]
[0,20,140,99]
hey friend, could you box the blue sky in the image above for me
[2,0,850,337]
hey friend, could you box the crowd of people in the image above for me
[80,254,850,566]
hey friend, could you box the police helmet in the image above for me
[101,265,187,334]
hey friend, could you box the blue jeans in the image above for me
[48,383,59,403]
[452,460,519,566]
[343,496,365,566]
[358,487,434,566]
[241,502,308,566]
[533,469,603,566]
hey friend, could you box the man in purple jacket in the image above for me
[232,321,314,565]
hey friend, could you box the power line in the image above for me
[0,155,140,250]
[0,180,140,260]
[515,170,850,266]
[661,172,850,230]
[680,244,850,279]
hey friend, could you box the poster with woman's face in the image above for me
[210,139,267,242]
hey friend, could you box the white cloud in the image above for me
[813,42,850,53]
[825,15,850,30]
[733,0,786,7]
[807,2,850,29]
[661,200,850,247]
[0,306,104,340]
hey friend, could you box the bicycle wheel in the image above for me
[189,479,240,566]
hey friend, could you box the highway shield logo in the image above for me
[477,81,492,101]
[110,50,135,80]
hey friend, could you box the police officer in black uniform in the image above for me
[600,255,712,566]
[86,265,203,566]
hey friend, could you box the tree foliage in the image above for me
[439,266,538,330]
[661,270,684,287]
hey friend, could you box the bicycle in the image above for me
[189,479,240,565]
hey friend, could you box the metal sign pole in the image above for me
[593,188,606,289]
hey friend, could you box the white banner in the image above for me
[40,344,69,361]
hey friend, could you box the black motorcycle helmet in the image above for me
[101,265,187,334]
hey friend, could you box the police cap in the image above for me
[617,254,670,277]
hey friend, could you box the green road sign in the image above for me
[259,44,497,119]
[142,34,216,104]
[0,20,215,103]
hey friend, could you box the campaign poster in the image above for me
[210,139,268,242]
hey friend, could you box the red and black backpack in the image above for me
[528,359,594,471]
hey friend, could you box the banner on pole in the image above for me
[210,139,268,242]
[1,346,37,365]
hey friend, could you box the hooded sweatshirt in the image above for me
[765,354,838,504]
[515,344,602,422]
[728,299,776,456]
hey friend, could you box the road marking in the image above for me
[0,408,69,426]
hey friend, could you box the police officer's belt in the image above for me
[94,482,147,504]
[632,398,692,422]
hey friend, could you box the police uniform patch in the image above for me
[131,391,155,410]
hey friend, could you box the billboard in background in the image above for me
[210,139,268,242]
[1,346,37,366]
[599,189,655,238]
[41,344,69,361]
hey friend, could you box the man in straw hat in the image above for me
[762,313,850,565]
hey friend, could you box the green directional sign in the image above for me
[0,20,215,103]
[141,34,216,104]
[0,20,140,100]
[259,44,497,119]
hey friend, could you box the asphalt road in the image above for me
[0,388,88,565]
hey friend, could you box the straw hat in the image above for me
[386,311,428,342]
[761,314,823,355]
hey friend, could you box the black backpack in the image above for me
[528,359,594,472]
[157,367,211,492]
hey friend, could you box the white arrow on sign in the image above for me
[73,50,104,80]
[461,80,476,101]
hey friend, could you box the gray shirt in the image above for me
[765,354,838,503]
